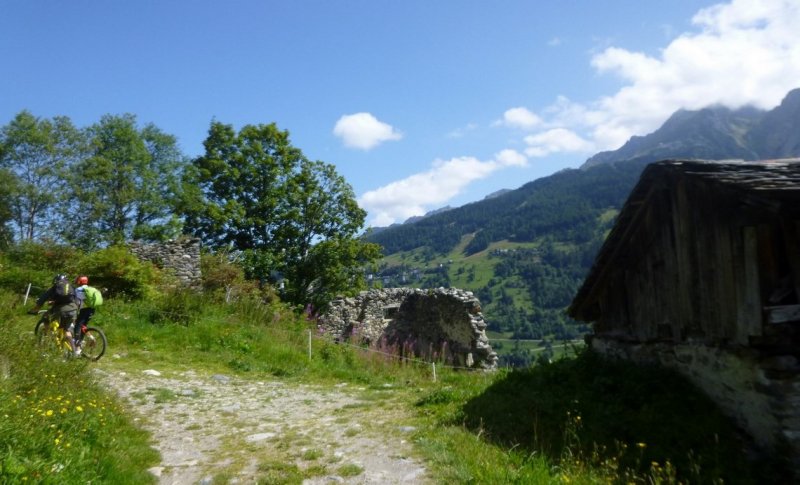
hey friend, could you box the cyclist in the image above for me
[28,274,80,354]
[74,275,102,347]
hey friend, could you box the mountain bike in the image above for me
[34,310,107,361]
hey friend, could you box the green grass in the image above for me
[412,352,769,484]
[1,286,783,484]
[336,463,364,477]
[0,295,158,483]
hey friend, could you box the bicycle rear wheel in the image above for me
[79,327,107,361]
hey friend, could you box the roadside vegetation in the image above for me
[1,243,780,484]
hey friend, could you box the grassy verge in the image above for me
[0,296,158,483]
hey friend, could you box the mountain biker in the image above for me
[74,275,103,345]
[28,274,79,354]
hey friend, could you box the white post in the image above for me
[24,283,32,305]
[308,330,312,361]
[432,362,437,382]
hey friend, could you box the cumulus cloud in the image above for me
[360,150,527,226]
[501,0,800,152]
[333,112,402,150]
[523,129,593,158]
[496,107,543,129]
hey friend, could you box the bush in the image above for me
[200,251,244,292]
[3,240,83,274]
[201,250,278,304]
[0,242,83,296]
[0,263,53,296]
[74,246,161,300]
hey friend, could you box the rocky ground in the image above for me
[97,366,429,484]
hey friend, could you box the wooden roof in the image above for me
[568,158,800,321]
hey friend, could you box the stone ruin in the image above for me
[128,238,202,288]
[319,288,498,369]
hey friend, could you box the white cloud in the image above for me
[586,0,800,150]
[333,112,402,150]
[547,37,562,47]
[502,0,800,153]
[496,107,543,129]
[360,150,527,226]
[495,148,528,166]
[523,129,593,158]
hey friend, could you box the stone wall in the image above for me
[128,238,202,288]
[319,288,498,369]
[591,337,800,470]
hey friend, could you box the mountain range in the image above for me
[370,87,800,250]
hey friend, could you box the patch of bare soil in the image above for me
[97,367,428,484]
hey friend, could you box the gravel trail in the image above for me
[98,366,429,484]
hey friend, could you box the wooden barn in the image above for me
[568,159,800,468]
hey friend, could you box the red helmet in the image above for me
[76,275,89,285]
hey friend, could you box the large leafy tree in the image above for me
[183,121,380,309]
[0,111,84,241]
[65,114,185,247]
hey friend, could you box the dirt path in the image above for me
[96,366,429,484]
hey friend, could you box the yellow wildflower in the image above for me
[46,409,54,417]
[76,406,83,412]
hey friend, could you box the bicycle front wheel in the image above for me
[34,316,49,339]
[79,327,107,361]
[35,317,58,353]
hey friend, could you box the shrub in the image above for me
[0,264,53,296]
[200,250,278,304]
[200,251,243,292]
[3,240,83,274]
[0,242,82,296]
[74,246,161,300]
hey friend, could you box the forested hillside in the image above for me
[366,88,800,364]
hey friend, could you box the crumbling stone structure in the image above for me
[319,288,498,369]
[129,238,202,288]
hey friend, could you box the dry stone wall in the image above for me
[319,288,498,369]
[129,238,202,288]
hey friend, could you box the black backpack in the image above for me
[53,280,74,304]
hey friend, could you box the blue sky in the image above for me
[2,0,799,227]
